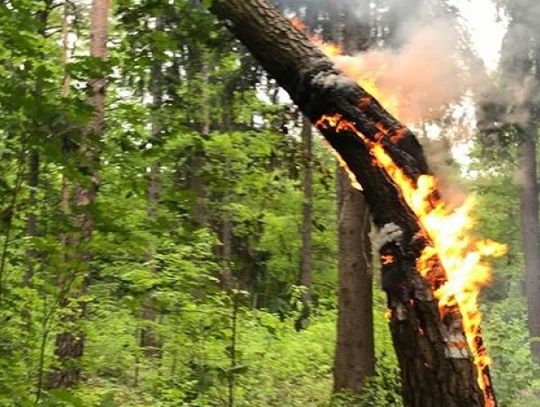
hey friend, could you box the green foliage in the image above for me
[0,1,537,406]
[483,295,540,406]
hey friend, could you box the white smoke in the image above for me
[332,18,489,125]
[374,223,403,249]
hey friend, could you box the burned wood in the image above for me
[208,1,495,406]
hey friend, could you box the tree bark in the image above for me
[24,0,52,286]
[334,173,375,394]
[517,132,540,363]
[333,5,375,395]
[187,47,210,227]
[500,18,540,365]
[48,0,109,389]
[140,13,164,360]
[208,1,491,405]
[296,115,313,330]
[24,148,39,286]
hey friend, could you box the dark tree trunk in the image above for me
[500,19,540,365]
[296,115,313,330]
[24,0,52,286]
[334,172,375,394]
[333,5,375,395]
[48,0,109,389]
[208,1,492,405]
[24,150,39,286]
[518,132,540,363]
[187,48,210,227]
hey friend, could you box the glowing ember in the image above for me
[316,113,505,406]
[381,254,395,265]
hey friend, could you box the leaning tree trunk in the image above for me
[207,1,492,405]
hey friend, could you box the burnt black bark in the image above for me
[208,1,491,405]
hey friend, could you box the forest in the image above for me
[0,0,539,406]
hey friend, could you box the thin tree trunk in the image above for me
[24,151,39,285]
[220,86,234,290]
[24,0,52,286]
[296,115,313,330]
[140,14,164,360]
[188,51,210,227]
[208,1,492,405]
[517,131,540,363]
[48,0,109,389]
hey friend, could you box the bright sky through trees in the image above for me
[452,0,507,71]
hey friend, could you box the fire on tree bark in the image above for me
[207,0,497,406]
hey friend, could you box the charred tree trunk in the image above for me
[48,0,109,389]
[517,132,540,363]
[333,5,375,395]
[296,115,313,330]
[208,1,491,405]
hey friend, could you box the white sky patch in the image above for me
[450,0,508,71]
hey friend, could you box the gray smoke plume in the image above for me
[277,0,493,127]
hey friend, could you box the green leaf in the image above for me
[99,391,118,407]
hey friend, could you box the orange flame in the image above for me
[291,17,342,58]
[316,113,504,406]
[381,254,395,265]
[291,17,399,116]
[295,16,502,404]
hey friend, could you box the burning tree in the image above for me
[207,0,505,406]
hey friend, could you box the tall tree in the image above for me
[208,0,496,405]
[48,0,109,388]
[140,9,164,360]
[297,115,313,330]
[498,6,540,363]
[333,0,375,395]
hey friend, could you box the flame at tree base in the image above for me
[316,113,505,407]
